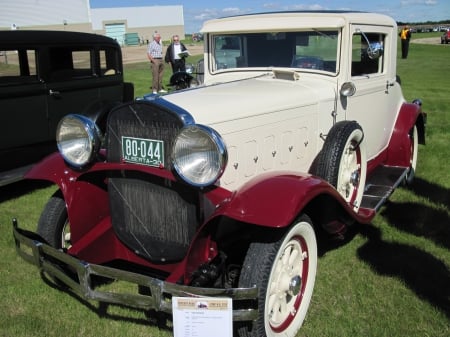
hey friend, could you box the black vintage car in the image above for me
[0,30,133,186]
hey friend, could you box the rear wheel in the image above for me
[314,121,367,211]
[238,215,317,337]
[405,125,418,185]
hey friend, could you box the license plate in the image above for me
[121,136,164,167]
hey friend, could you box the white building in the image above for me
[0,0,185,45]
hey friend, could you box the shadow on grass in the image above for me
[0,179,52,203]
[381,177,450,249]
[381,200,450,249]
[408,176,450,207]
[41,272,173,331]
[356,224,450,319]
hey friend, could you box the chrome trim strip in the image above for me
[152,97,196,126]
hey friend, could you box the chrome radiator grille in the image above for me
[106,101,198,262]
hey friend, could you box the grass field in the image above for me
[0,33,448,337]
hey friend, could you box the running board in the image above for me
[0,165,33,187]
[360,165,408,211]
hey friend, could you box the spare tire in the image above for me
[314,121,367,211]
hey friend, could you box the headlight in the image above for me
[56,114,102,168]
[172,124,227,187]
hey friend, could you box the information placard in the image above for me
[172,297,233,337]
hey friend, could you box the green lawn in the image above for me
[0,34,448,337]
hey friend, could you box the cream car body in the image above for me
[164,11,404,191]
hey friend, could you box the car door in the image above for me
[44,46,124,136]
[340,24,399,160]
[0,49,48,147]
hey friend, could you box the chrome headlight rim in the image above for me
[172,124,227,187]
[56,114,102,169]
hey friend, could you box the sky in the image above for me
[89,0,450,33]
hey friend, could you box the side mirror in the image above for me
[366,41,383,60]
[357,29,384,60]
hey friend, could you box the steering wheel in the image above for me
[293,56,324,70]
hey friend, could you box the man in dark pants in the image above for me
[399,26,412,59]
[165,35,189,73]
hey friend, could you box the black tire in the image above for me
[237,215,317,337]
[37,191,70,249]
[314,121,367,211]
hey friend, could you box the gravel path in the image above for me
[411,37,441,44]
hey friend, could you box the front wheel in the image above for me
[37,191,71,250]
[238,215,317,337]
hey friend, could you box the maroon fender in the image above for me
[25,152,77,192]
[213,171,375,228]
[386,102,421,167]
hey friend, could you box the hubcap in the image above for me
[288,275,302,296]
[350,170,360,187]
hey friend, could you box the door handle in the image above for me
[49,89,61,98]
[385,81,394,93]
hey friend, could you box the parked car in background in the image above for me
[14,11,426,337]
[191,32,203,41]
[441,29,450,44]
[0,30,133,186]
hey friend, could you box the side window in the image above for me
[48,48,93,80]
[100,47,120,76]
[0,49,38,85]
[351,33,385,76]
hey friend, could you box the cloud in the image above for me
[262,2,282,10]
[283,4,327,11]
[222,7,241,14]
[400,0,438,5]
[193,9,219,21]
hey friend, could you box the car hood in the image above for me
[161,73,336,128]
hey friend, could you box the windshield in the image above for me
[212,30,339,73]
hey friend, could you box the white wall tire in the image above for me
[314,121,367,212]
[405,125,418,185]
[238,215,317,337]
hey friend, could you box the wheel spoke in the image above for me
[288,246,300,267]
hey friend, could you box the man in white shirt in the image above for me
[165,35,189,73]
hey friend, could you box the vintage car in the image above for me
[13,11,426,337]
[0,30,133,186]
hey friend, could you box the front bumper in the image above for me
[12,219,258,322]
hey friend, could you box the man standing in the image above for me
[147,32,166,94]
[165,35,189,73]
[399,26,412,59]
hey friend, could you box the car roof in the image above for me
[201,10,396,33]
[0,30,120,49]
